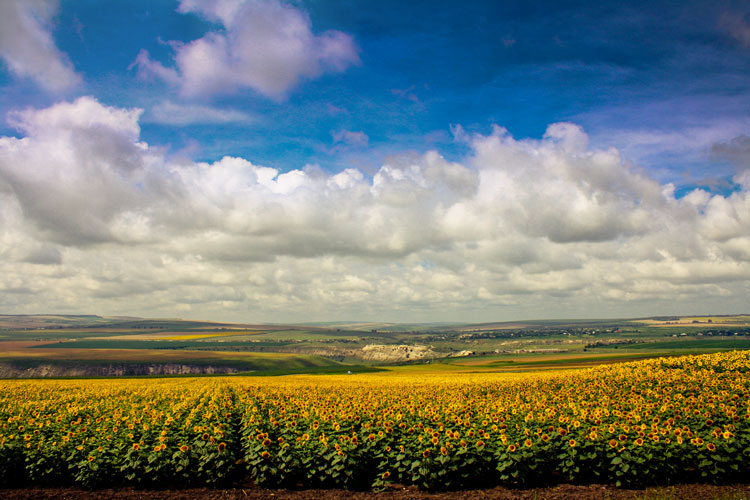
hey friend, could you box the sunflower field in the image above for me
[0,351,748,490]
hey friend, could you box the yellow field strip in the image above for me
[156,330,266,340]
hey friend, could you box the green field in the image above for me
[593,338,750,351]
[32,339,293,350]
[1,313,749,377]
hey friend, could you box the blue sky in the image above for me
[3,0,748,184]
[0,0,749,322]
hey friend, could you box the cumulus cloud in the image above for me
[1,97,750,321]
[0,97,174,245]
[0,0,81,92]
[133,0,359,99]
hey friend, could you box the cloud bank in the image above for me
[0,0,80,92]
[133,0,359,99]
[1,97,749,321]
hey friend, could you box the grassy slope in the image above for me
[0,347,358,375]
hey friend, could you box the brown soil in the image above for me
[1,484,748,500]
[0,340,57,349]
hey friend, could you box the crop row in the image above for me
[0,351,748,490]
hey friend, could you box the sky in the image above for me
[0,0,749,323]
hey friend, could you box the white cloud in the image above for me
[7,96,142,137]
[602,121,750,164]
[332,129,369,147]
[133,0,359,99]
[146,101,254,126]
[578,94,750,185]
[130,49,180,86]
[0,0,80,92]
[1,97,750,321]
[0,97,165,245]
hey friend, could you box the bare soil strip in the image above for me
[1,484,748,500]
